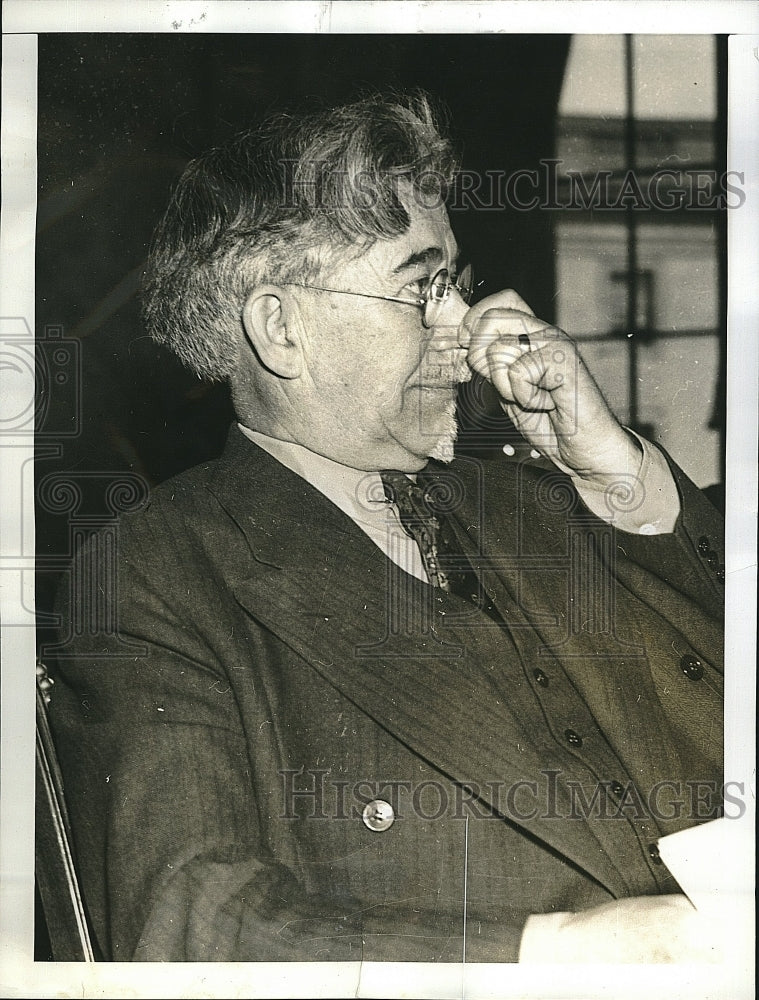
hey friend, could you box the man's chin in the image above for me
[428,438,456,463]
[427,410,459,464]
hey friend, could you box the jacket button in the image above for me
[648,842,663,865]
[564,729,583,747]
[705,551,718,569]
[716,566,725,583]
[680,654,704,681]
[697,536,710,556]
[533,669,549,687]
[608,780,625,798]
[362,799,395,832]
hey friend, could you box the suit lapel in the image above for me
[207,428,632,896]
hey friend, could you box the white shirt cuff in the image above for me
[572,430,680,535]
[518,911,574,963]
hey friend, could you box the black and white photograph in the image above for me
[1,2,756,998]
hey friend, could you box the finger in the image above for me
[467,334,527,382]
[477,340,552,409]
[467,320,555,383]
[505,353,558,412]
[461,289,537,342]
[482,288,537,316]
[467,310,556,352]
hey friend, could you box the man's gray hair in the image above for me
[141,92,459,382]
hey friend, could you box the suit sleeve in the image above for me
[49,510,524,963]
[492,446,724,623]
[604,455,725,620]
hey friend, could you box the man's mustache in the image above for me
[417,359,472,386]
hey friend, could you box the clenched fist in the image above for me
[462,290,643,488]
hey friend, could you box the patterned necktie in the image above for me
[380,470,451,591]
[380,470,504,623]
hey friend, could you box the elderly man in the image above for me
[50,93,724,963]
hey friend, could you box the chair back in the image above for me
[35,662,97,961]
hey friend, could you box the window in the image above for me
[555,35,725,490]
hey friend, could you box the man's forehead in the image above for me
[404,199,455,243]
[383,203,458,268]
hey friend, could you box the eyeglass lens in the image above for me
[424,264,474,326]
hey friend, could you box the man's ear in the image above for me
[241,286,304,379]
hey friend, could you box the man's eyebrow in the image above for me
[392,246,449,274]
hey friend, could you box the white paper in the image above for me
[658,817,750,909]
[658,816,755,969]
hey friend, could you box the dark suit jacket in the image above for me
[50,425,724,962]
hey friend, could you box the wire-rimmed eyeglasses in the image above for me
[284,264,475,329]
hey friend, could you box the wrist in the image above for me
[567,428,644,492]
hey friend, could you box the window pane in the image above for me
[559,35,716,120]
[559,36,627,118]
[554,34,722,489]
[632,35,716,120]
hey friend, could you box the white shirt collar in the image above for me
[238,424,398,528]
[237,424,428,582]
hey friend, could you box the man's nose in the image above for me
[431,290,471,348]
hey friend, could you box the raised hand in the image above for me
[462,289,643,487]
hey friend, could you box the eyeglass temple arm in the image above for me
[296,285,426,307]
